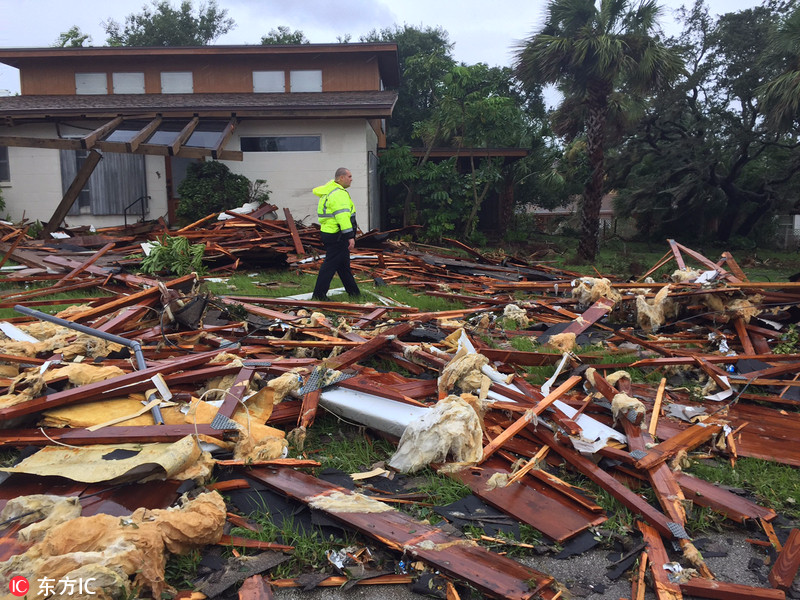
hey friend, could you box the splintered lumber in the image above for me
[325,321,419,370]
[241,466,560,599]
[622,419,713,579]
[680,578,785,600]
[768,528,800,591]
[675,472,777,523]
[560,297,615,335]
[270,575,413,588]
[448,457,607,543]
[636,520,682,600]
[0,351,219,421]
[533,427,677,539]
[480,375,581,463]
[637,419,724,471]
[0,424,231,447]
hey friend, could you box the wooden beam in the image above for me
[0,136,83,151]
[480,375,581,464]
[128,116,163,152]
[680,578,785,600]
[636,520,682,600]
[41,148,103,239]
[283,207,305,255]
[170,116,199,156]
[769,528,800,591]
[82,116,124,149]
[242,466,560,600]
[0,351,217,421]
[211,117,238,159]
[55,242,116,285]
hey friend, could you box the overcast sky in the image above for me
[0,0,762,96]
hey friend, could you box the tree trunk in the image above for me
[578,103,607,261]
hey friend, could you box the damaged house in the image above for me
[0,43,399,233]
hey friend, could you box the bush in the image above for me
[140,234,206,276]
[176,161,269,221]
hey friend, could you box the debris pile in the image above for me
[0,215,799,599]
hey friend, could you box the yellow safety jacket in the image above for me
[314,180,356,238]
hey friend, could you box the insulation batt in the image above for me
[0,491,225,600]
[438,346,490,397]
[571,277,622,306]
[502,304,529,328]
[388,395,483,473]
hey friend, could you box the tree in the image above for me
[758,4,800,131]
[381,63,538,241]
[104,0,234,46]
[261,26,309,45]
[608,1,800,246]
[55,26,92,48]
[515,0,682,261]
[360,25,456,145]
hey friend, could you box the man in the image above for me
[311,167,361,301]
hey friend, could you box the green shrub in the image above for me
[176,160,270,221]
[140,234,206,276]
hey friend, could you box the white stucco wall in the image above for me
[222,118,374,229]
[1,117,378,230]
[0,122,170,228]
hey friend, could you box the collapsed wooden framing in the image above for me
[0,212,799,599]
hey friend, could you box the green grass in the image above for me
[164,549,202,590]
[230,513,356,579]
[300,413,397,473]
[0,285,114,320]
[203,269,467,314]
[686,457,800,520]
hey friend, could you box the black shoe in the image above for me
[311,295,330,302]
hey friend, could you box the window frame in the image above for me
[240,135,322,153]
[0,146,10,183]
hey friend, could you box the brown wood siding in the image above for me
[18,54,382,95]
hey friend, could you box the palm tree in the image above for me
[515,0,683,261]
[758,5,800,132]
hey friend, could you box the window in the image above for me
[0,146,9,182]
[60,150,147,216]
[253,71,285,93]
[290,70,322,92]
[113,72,145,94]
[241,136,321,152]
[75,73,107,95]
[161,72,193,94]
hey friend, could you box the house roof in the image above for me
[0,91,399,121]
[0,43,401,88]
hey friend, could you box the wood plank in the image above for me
[532,427,677,539]
[768,528,800,591]
[0,351,218,421]
[635,419,724,471]
[55,242,116,285]
[449,457,607,543]
[637,520,682,600]
[283,207,305,255]
[680,577,785,600]
[242,466,560,599]
[480,375,581,463]
[675,472,776,523]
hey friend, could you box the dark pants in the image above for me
[313,232,360,299]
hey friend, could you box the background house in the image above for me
[0,44,399,232]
